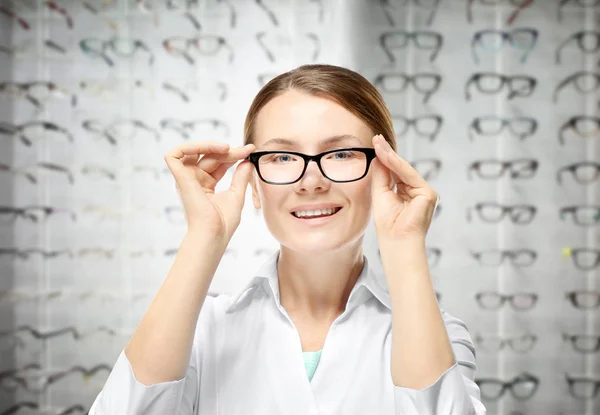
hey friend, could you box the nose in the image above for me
[294,158,330,192]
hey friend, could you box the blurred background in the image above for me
[0,0,599,414]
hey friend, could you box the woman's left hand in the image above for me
[370,134,440,242]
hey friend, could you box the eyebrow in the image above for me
[258,134,362,149]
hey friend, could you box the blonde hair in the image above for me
[243,64,397,152]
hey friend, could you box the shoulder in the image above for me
[196,293,236,328]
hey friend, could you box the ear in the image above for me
[250,171,261,210]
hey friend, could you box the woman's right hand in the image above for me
[164,141,256,241]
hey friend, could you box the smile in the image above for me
[291,207,342,219]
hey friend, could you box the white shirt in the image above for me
[89,250,487,415]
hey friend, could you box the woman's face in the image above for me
[250,89,375,253]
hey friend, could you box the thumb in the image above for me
[371,157,392,192]
[229,160,254,203]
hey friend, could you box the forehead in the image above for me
[253,89,373,149]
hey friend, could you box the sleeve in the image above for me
[87,294,220,415]
[393,309,487,415]
[87,347,199,415]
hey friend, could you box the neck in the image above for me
[277,242,365,322]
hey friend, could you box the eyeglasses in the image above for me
[374,72,441,104]
[474,333,537,353]
[465,72,537,100]
[469,116,538,141]
[80,205,161,223]
[475,292,538,311]
[379,0,441,27]
[132,165,167,180]
[81,165,117,181]
[159,118,229,140]
[0,121,74,146]
[475,372,539,400]
[256,32,320,63]
[565,374,600,399]
[559,116,600,145]
[246,148,376,185]
[379,30,443,64]
[162,35,233,65]
[82,119,160,145]
[0,206,76,223]
[80,37,154,66]
[32,162,74,184]
[78,79,154,103]
[471,28,538,64]
[0,163,37,184]
[562,247,600,270]
[558,0,600,22]
[556,161,600,185]
[391,114,443,142]
[470,249,537,268]
[467,158,539,180]
[466,202,537,224]
[161,80,228,103]
[562,333,600,354]
[2,363,111,393]
[0,81,74,109]
[559,205,600,226]
[467,0,533,26]
[565,290,600,309]
[553,71,600,103]
[556,31,600,64]
[0,248,73,260]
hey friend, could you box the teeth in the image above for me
[293,207,340,218]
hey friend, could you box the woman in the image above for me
[89,64,486,414]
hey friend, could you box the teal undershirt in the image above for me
[303,350,323,382]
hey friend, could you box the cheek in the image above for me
[258,185,286,213]
[347,183,372,211]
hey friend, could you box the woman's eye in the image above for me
[331,151,354,159]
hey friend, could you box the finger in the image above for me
[181,154,200,167]
[197,144,255,174]
[165,141,230,175]
[373,134,428,189]
[370,156,394,193]
[229,160,254,206]
[165,141,230,161]
[207,160,236,183]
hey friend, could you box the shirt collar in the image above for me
[225,249,391,314]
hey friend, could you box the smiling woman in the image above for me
[88,63,486,415]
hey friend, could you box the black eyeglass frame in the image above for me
[245,147,377,185]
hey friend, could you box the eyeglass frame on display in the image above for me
[468,115,538,141]
[379,30,443,64]
[470,28,538,64]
